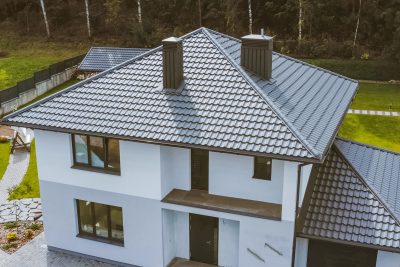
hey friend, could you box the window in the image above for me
[72,134,120,173]
[76,199,124,245]
[253,156,272,180]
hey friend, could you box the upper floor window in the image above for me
[253,156,272,180]
[76,199,124,245]
[72,134,120,174]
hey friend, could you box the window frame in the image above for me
[71,134,121,175]
[253,156,272,180]
[76,199,124,246]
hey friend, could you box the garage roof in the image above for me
[298,138,400,252]
[2,28,358,162]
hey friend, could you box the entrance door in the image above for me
[308,239,377,267]
[191,149,209,191]
[190,214,218,265]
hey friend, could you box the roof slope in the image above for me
[335,138,400,221]
[3,29,313,160]
[79,47,150,72]
[298,140,400,251]
[210,30,358,160]
[2,28,358,162]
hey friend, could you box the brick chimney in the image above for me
[162,37,184,89]
[241,34,273,80]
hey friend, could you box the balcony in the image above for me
[162,189,281,220]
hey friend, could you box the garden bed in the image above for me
[0,221,43,254]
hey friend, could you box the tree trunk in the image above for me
[298,0,303,41]
[353,0,361,48]
[39,0,50,38]
[198,0,202,27]
[248,0,252,34]
[85,0,91,38]
[137,0,142,25]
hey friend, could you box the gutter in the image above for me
[291,162,312,267]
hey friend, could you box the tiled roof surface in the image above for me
[3,28,358,161]
[299,140,400,251]
[210,30,358,158]
[78,47,150,72]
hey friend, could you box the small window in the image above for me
[253,156,272,180]
[76,199,124,245]
[72,134,120,174]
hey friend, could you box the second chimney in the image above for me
[162,37,184,89]
[241,34,273,80]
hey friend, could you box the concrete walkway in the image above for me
[348,109,400,116]
[0,233,116,267]
[0,150,30,203]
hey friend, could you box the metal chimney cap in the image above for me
[162,37,183,44]
[241,34,273,41]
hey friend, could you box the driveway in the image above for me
[0,233,116,267]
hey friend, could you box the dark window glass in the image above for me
[74,135,89,164]
[107,139,120,170]
[253,156,272,180]
[72,135,120,173]
[76,199,124,245]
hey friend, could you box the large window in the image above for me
[72,134,120,174]
[253,156,272,180]
[76,199,124,245]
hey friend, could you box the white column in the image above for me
[295,237,308,267]
[282,161,299,221]
[376,250,400,267]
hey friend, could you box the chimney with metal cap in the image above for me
[162,37,184,89]
[241,32,273,80]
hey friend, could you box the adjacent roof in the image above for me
[78,47,150,72]
[2,28,358,162]
[298,138,400,252]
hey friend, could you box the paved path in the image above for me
[348,109,400,116]
[0,233,116,267]
[0,150,30,203]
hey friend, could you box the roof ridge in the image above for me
[336,137,400,156]
[202,28,320,160]
[333,144,400,225]
[90,47,150,50]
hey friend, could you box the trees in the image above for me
[85,0,91,38]
[39,0,50,38]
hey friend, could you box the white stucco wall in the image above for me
[299,164,312,207]
[376,250,400,267]
[219,218,239,267]
[35,130,163,200]
[40,180,164,267]
[294,237,308,267]
[209,152,284,203]
[282,161,299,221]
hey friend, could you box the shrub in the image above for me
[2,242,17,250]
[25,229,34,239]
[27,223,42,230]
[3,221,18,229]
[361,52,370,60]
[0,136,8,143]
[6,232,17,242]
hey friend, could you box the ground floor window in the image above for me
[76,199,124,245]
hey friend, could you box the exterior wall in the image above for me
[40,180,164,267]
[294,237,308,267]
[0,66,76,116]
[209,152,284,203]
[376,250,400,267]
[299,164,312,207]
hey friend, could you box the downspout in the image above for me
[291,162,312,267]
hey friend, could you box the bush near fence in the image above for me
[0,54,84,103]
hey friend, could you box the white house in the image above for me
[3,28,400,267]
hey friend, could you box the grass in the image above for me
[0,141,10,181]
[0,40,87,90]
[351,82,400,112]
[339,114,400,152]
[18,79,80,110]
[8,140,40,200]
[304,59,400,81]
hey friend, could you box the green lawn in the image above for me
[304,59,400,81]
[8,140,40,200]
[351,82,400,112]
[339,114,400,152]
[0,141,10,181]
[18,79,80,110]
[0,41,87,90]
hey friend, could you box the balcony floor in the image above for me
[162,189,281,220]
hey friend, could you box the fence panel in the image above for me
[64,54,85,69]
[17,77,36,94]
[0,86,19,103]
[49,61,66,75]
[34,68,51,83]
